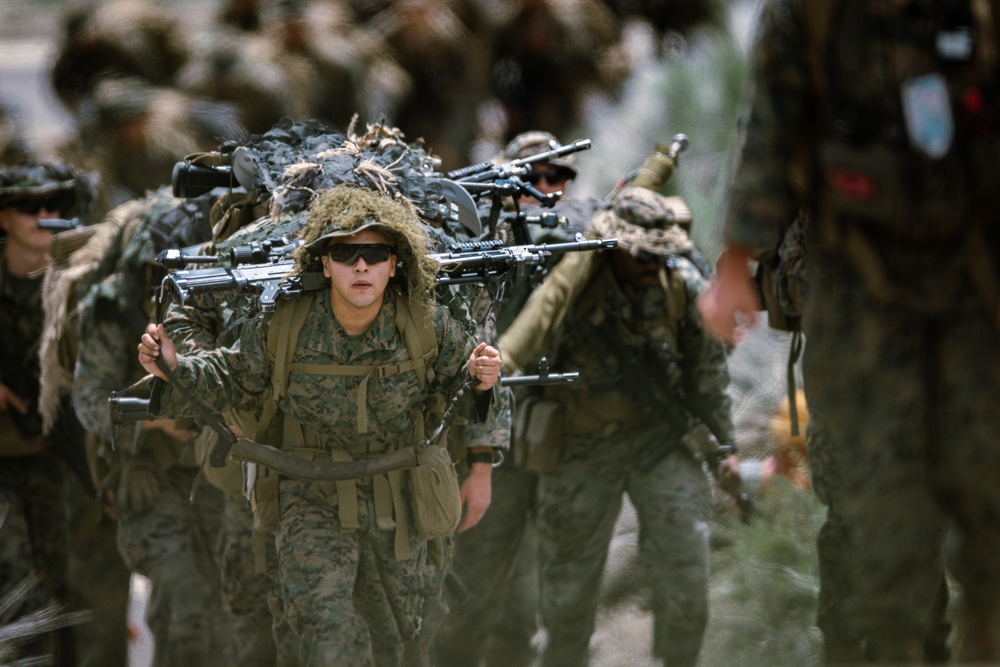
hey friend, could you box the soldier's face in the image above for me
[0,198,60,255]
[609,248,661,289]
[520,162,574,203]
[321,228,397,315]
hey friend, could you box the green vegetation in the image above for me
[703,479,824,666]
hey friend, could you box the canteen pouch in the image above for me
[512,395,565,474]
[409,444,462,540]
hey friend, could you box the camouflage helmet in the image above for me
[295,184,438,307]
[0,162,96,216]
[590,186,693,258]
[502,131,577,176]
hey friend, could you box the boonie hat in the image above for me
[590,186,693,258]
[0,162,84,212]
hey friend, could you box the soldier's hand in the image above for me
[715,453,743,499]
[0,383,27,415]
[469,342,502,391]
[117,456,162,516]
[458,457,492,532]
[696,246,760,344]
[138,323,178,381]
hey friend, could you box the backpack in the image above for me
[240,287,459,565]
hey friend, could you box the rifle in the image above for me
[447,139,591,187]
[583,330,753,522]
[449,139,592,232]
[157,235,618,311]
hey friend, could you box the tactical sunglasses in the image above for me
[327,243,395,265]
[526,167,574,186]
[11,197,65,216]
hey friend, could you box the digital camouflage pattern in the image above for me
[589,186,694,260]
[725,0,1000,661]
[151,281,496,663]
[0,248,71,660]
[216,495,279,667]
[499,188,732,665]
[70,189,227,667]
[432,459,540,667]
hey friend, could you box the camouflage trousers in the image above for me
[215,494,279,667]
[116,467,224,667]
[64,471,131,667]
[536,432,710,667]
[0,453,69,659]
[432,460,540,667]
[802,249,1000,663]
[274,477,427,667]
[808,420,952,664]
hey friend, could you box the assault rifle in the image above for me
[158,235,618,310]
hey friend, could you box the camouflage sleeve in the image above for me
[162,292,225,353]
[723,0,814,257]
[151,313,271,418]
[72,311,143,443]
[676,260,736,447]
[431,304,501,429]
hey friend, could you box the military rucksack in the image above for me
[237,286,459,566]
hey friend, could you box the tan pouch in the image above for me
[249,466,281,533]
[512,395,565,474]
[408,444,461,540]
[0,413,49,457]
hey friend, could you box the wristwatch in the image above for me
[466,450,496,467]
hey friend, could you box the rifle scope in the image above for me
[172,161,238,198]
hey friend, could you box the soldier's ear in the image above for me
[321,253,332,278]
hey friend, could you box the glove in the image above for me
[116,455,163,516]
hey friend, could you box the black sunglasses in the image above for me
[632,251,662,264]
[327,243,395,265]
[11,197,64,215]
[526,167,573,186]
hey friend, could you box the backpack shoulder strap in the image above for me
[254,293,314,442]
[393,290,438,390]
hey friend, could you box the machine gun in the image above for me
[448,139,592,234]
[158,235,618,311]
[433,235,617,286]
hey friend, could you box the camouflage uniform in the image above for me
[500,187,733,667]
[434,131,597,667]
[164,290,283,667]
[72,190,226,667]
[0,163,96,662]
[149,186,498,666]
[725,0,1000,661]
